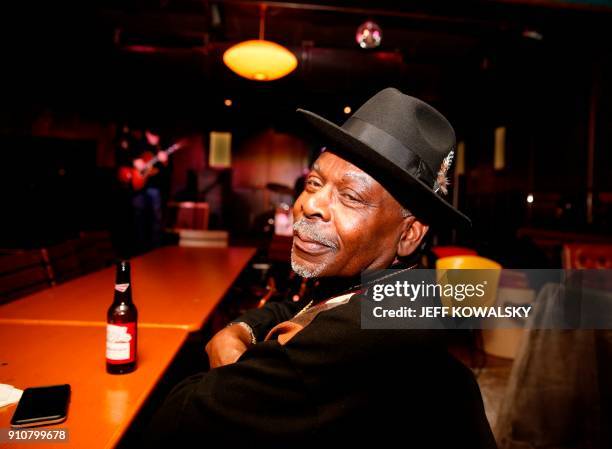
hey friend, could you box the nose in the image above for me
[296,186,331,222]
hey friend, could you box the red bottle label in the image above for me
[106,322,137,364]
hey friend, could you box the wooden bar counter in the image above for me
[0,246,256,331]
[0,323,188,448]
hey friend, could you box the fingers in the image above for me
[133,159,146,170]
[209,347,245,369]
[205,328,249,369]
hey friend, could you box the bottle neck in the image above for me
[115,269,130,285]
[114,262,132,304]
[113,287,133,304]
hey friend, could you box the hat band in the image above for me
[341,117,434,186]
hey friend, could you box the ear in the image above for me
[396,216,429,258]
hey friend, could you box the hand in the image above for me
[133,158,146,171]
[157,150,168,164]
[205,323,253,369]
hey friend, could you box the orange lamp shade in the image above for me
[223,40,298,81]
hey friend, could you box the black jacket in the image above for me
[146,281,497,448]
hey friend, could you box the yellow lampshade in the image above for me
[436,255,502,310]
[223,40,298,81]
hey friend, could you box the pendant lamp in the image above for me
[223,6,297,81]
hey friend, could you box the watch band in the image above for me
[226,321,257,345]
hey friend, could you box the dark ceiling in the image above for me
[3,0,612,133]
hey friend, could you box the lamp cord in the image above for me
[258,4,266,40]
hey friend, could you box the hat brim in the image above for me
[297,108,471,229]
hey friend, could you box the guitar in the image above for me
[118,141,183,191]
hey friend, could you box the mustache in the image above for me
[293,218,340,250]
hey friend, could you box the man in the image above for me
[146,88,497,448]
[115,126,169,256]
[130,128,169,254]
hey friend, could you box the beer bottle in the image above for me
[106,260,138,374]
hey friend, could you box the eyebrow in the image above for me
[341,171,371,185]
[309,164,373,190]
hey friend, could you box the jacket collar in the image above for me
[308,260,418,303]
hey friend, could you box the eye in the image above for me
[305,178,322,189]
[340,189,363,203]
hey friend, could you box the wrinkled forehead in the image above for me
[312,149,379,188]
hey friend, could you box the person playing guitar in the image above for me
[117,129,182,191]
[115,125,178,255]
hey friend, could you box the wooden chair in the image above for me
[167,202,210,230]
[562,243,612,269]
[46,239,82,284]
[0,249,53,303]
[178,230,228,248]
[435,255,528,360]
[431,246,478,259]
[77,231,115,274]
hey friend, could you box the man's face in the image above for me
[291,151,407,278]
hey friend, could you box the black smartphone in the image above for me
[10,384,71,428]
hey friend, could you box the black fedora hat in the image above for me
[297,87,471,229]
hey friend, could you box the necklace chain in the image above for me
[295,264,417,317]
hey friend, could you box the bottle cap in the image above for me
[117,260,131,271]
